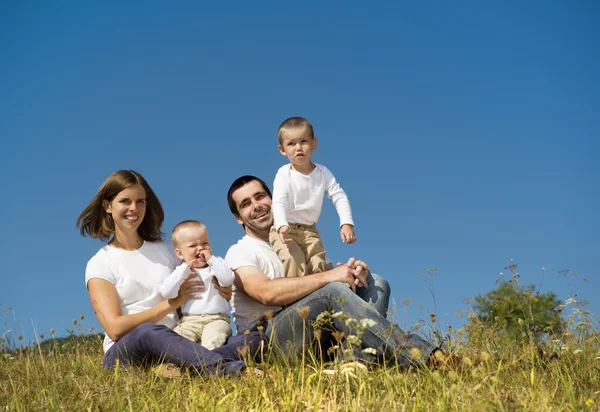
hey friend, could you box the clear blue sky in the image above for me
[1,1,597,344]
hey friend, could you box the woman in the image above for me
[77,170,261,376]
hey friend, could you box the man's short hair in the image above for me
[171,220,206,247]
[278,116,315,144]
[227,175,272,217]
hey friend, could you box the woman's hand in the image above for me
[213,277,233,301]
[168,273,205,309]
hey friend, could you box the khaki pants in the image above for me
[173,313,232,350]
[269,223,327,277]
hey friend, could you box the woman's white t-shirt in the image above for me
[85,240,180,353]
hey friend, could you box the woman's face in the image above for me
[104,184,147,236]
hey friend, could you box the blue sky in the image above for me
[1,1,597,344]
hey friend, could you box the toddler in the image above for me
[270,116,355,277]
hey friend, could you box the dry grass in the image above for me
[1,319,598,411]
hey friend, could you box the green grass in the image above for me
[1,320,598,411]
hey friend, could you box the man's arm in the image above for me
[233,260,367,306]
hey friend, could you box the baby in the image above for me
[160,220,234,349]
[270,116,355,277]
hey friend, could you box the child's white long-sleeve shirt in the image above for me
[272,163,354,231]
[159,255,234,315]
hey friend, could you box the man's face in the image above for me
[231,180,273,237]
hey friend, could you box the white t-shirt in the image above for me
[225,235,285,332]
[159,256,234,316]
[272,163,354,231]
[85,240,180,353]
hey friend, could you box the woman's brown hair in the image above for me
[76,170,164,242]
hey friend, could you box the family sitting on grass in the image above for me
[76,117,455,377]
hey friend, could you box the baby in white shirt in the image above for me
[160,220,233,349]
[270,116,356,277]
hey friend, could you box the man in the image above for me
[225,175,443,368]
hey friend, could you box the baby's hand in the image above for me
[340,224,356,244]
[199,248,213,264]
[278,225,292,244]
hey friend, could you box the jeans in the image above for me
[262,273,436,368]
[103,323,262,376]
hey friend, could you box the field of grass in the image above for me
[1,314,598,411]
[2,268,599,411]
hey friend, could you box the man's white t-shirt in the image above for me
[85,240,179,353]
[225,235,285,332]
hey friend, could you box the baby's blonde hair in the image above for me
[171,220,207,248]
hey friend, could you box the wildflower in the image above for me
[237,345,248,358]
[18,335,22,340]
[346,335,360,346]
[359,318,377,329]
[313,329,322,341]
[332,311,344,319]
[257,325,264,332]
[586,399,594,407]
[362,347,377,355]
[72,319,78,325]
[409,348,421,360]
[296,306,310,320]
[50,328,55,335]
[80,314,84,320]
[332,331,345,344]
[345,318,357,328]
[429,313,436,323]
[264,310,274,320]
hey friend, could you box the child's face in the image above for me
[278,126,317,170]
[174,226,212,268]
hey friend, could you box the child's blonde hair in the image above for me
[278,116,315,144]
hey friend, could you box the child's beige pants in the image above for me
[173,313,232,350]
[269,223,327,277]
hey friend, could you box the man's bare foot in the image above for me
[429,349,463,371]
[242,367,264,378]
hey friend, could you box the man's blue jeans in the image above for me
[103,323,262,376]
[262,273,436,368]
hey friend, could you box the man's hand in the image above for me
[278,225,292,244]
[336,257,369,289]
[340,224,356,244]
[212,277,233,301]
[168,273,205,309]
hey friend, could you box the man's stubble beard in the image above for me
[244,211,273,241]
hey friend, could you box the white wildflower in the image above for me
[360,319,377,329]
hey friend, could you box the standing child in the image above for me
[160,220,234,349]
[270,116,355,278]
